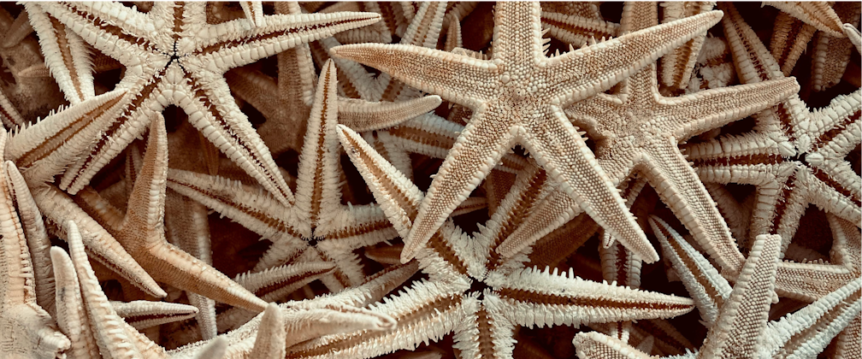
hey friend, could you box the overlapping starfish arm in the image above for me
[320,2,394,45]
[239,1,265,27]
[6,89,127,186]
[112,300,199,330]
[249,304,286,359]
[763,2,845,38]
[34,184,166,298]
[485,267,695,329]
[540,10,618,47]
[827,214,861,273]
[235,262,336,303]
[573,331,655,359]
[834,314,861,358]
[659,2,715,92]
[64,220,145,359]
[50,246,99,359]
[650,217,733,327]
[846,23,862,49]
[24,2,94,105]
[769,12,817,76]
[810,3,860,92]
[0,88,24,128]
[337,95,442,132]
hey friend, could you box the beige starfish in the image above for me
[331,2,724,263]
[764,2,846,38]
[810,2,861,92]
[282,124,695,359]
[658,2,716,93]
[38,1,380,204]
[572,218,860,358]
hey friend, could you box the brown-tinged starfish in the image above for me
[810,2,861,92]
[686,12,861,301]
[769,10,818,77]
[283,124,695,359]
[167,60,406,289]
[764,2,846,38]
[331,2,725,263]
[496,2,798,276]
[686,36,737,92]
[0,145,70,358]
[571,218,861,358]
[73,118,268,312]
[659,2,715,93]
[37,2,380,205]
[541,3,618,47]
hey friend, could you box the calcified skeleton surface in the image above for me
[0,1,859,358]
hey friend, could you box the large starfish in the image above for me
[572,218,861,358]
[282,125,696,359]
[38,1,380,205]
[330,2,724,263]
[496,3,799,278]
[167,60,423,289]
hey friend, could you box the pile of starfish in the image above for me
[0,1,858,358]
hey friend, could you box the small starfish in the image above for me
[73,118,268,312]
[572,218,861,358]
[38,1,380,204]
[167,61,407,289]
[283,125,695,359]
[331,2,724,263]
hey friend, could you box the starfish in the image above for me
[281,124,696,359]
[494,2,798,276]
[686,9,861,301]
[764,2,846,38]
[810,2,861,92]
[571,218,860,358]
[540,4,618,47]
[330,2,725,263]
[658,2,716,93]
[167,60,415,289]
[37,1,380,205]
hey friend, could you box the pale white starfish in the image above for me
[330,2,724,263]
[37,1,380,206]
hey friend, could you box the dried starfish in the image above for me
[168,61,408,289]
[571,218,861,358]
[764,2,846,38]
[38,1,380,205]
[659,2,715,93]
[810,2,861,92]
[331,2,724,263]
[283,124,696,359]
[541,5,618,47]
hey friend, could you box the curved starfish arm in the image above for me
[39,2,165,60]
[6,89,127,186]
[699,234,782,358]
[523,107,657,263]
[250,304,287,359]
[667,77,800,140]
[573,331,654,359]
[541,11,619,47]
[330,43,498,108]
[770,12,817,76]
[240,1,265,27]
[338,95,442,132]
[65,221,144,359]
[649,216,732,327]
[761,278,862,358]
[34,185,166,298]
[642,137,744,272]
[24,3,94,104]
[6,163,54,314]
[285,279,468,359]
[543,10,723,106]
[487,266,694,329]
[50,247,99,359]
[195,12,381,73]
[112,300,199,330]
[764,1,845,37]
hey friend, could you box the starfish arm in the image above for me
[250,304,287,359]
[33,185,166,298]
[774,261,860,302]
[65,221,145,359]
[330,44,498,108]
[827,214,861,272]
[193,12,382,73]
[488,267,695,328]
[2,10,34,48]
[235,262,335,302]
[770,12,817,76]
[764,2,845,37]
[641,137,745,272]
[801,167,862,228]
[526,213,600,270]
[338,95,442,132]
[666,77,800,140]
[698,234,782,358]
[286,279,467,359]
[240,1,265,27]
[321,261,421,308]
[6,89,127,186]
[39,2,167,67]
[497,182,580,258]
[834,314,862,358]
[659,2,715,91]
[112,300,199,330]
[523,107,657,263]
[649,217,733,327]
[846,24,862,50]
[5,164,54,315]
[542,11,722,106]
[50,247,100,359]
[225,67,282,126]
[807,91,861,152]
[313,37,385,101]
[444,17,462,52]
[541,11,619,47]
[0,87,24,128]
[573,332,655,359]
[704,183,752,245]
[25,3,94,105]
